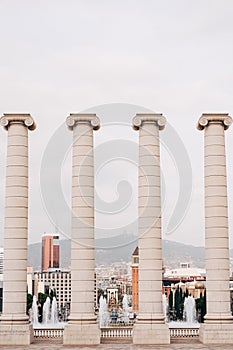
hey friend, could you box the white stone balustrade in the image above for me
[101,327,133,338]
[170,328,199,338]
[34,328,64,339]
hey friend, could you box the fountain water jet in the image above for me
[183,296,197,324]
[31,295,39,326]
[42,297,51,324]
[51,296,59,324]
[122,294,129,324]
[169,295,199,329]
[99,296,110,328]
[31,295,64,328]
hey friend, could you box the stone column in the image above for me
[132,114,170,345]
[0,114,36,345]
[197,113,233,344]
[63,114,100,345]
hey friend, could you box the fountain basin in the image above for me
[168,321,200,329]
[33,322,66,329]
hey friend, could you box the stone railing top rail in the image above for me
[197,113,232,131]
[66,113,100,131]
[0,113,36,130]
[132,113,166,131]
[101,326,133,329]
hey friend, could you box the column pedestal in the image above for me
[63,323,100,345]
[0,324,33,345]
[199,324,233,344]
[133,323,170,345]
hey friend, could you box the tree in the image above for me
[37,292,50,323]
[38,292,49,307]
[195,290,206,323]
[174,287,184,320]
[27,293,33,314]
[97,288,104,304]
[49,288,56,300]
[169,290,173,311]
[203,290,206,320]
[179,287,184,318]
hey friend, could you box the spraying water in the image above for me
[183,296,197,324]
[42,297,51,324]
[31,295,64,328]
[122,294,129,324]
[99,296,110,328]
[51,296,59,324]
[31,295,39,326]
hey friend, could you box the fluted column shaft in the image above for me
[198,113,233,324]
[67,114,99,323]
[0,114,36,323]
[133,114,166,323]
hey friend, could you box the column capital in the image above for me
[0,114,36,131]
[132,113,166,131]
[66,113,100,131]
[197,113,232,131]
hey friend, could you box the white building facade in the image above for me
[35,270,71,311]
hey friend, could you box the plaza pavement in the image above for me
[0,341,233,350]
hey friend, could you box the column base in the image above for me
[0,323,33,345]
[63,322,100,345]
[199,323,233,344]
[133,322,170,344]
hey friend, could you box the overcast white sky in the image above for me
[0,0,233,248]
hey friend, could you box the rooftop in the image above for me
[165,267,205,279]
[42,233,59,238]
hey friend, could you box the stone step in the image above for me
[33,338,63,344]
[101,338,132,344]
[171,338,200,344]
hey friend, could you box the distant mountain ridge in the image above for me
[28,234,233,271]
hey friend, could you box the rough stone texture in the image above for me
[197,113,233,344]
[133,323,170,344]
[199,323,233,344]
[63,323,101,345]
[1,340,233,350]
[132,114,170,345]
[0,324,33,345]
[63,114,100,345]
[0,114,36,345]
